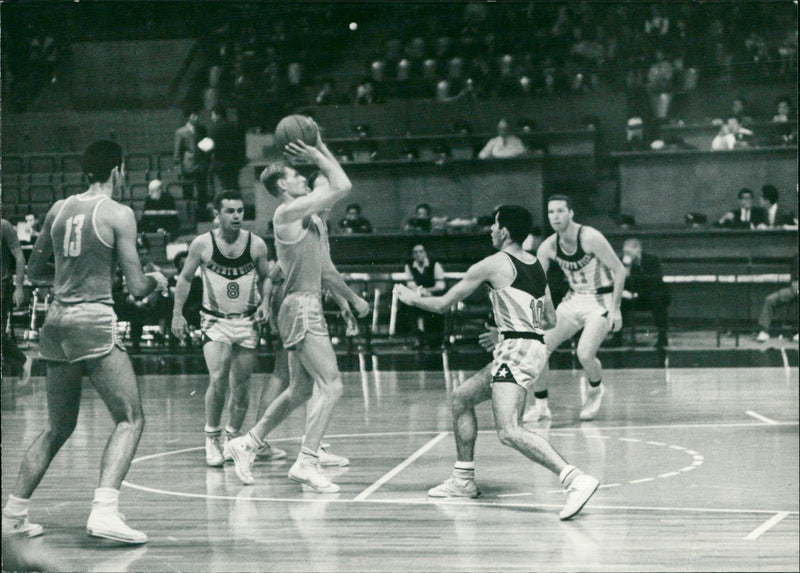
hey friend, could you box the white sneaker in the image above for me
[523,400,552,422]
[318,445,349,467]
[793,333,799,342]
[256,442,288,461]
[559,474,600,520]
[227,436,256,485]
[580,384,604,421]
[288,458,340,493]
[86,509,147,544]
[756,331,770,342]
[205,435,224,467]
[2,511,43,538]
[427,477,480,498]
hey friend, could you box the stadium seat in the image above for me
[28,155,57,186]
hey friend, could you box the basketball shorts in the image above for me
[39,301,124,363]
[490,338,547,390]
[200,312,260,349]
[556,291,614,330]
[277,291,328,350]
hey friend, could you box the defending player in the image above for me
[1,141,168,543]
[395,205,600,520]
[171,190,272,467]
[524,194,626,422]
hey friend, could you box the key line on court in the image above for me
[354,432,450,501]
[744,512,790,540]
[745,410,778,424]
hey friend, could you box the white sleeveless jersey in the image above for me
[488,252,549,335]
[554,225,614,294]
[201,231,260,315]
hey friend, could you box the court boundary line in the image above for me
[745,410,779,424]
[354,432,449,501]
[120,480,800,517]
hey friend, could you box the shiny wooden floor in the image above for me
[2,359,798,572]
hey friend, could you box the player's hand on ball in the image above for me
[611,308,623,333]
[352,296,370,318]
[284,140,324,165]
[478,324,499,352]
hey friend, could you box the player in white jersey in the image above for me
[523,194,626,422]
[171,190,272,467]
[396,205,599,520]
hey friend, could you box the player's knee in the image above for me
[451,388,472,415]
[576,347,596,366]
[496,424,521,449]
[325,377,344,401]
[44,423,75,447]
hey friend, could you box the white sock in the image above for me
[92,487,120,508]
[204,425,222,435]
[246,431,264,449]
[559,465,582,488]
[4,494,30,517]
[454,461,475,480]
[299,447,318,461]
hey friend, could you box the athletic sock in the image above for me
[299,447,319,462]
[588,379,602,388]
[559,465,583,488]
[4,495,30,517]
[204,425,222,436]
[453,461,475,481]
[224,426,240,438]
[534,390,548,400]
[246,431,264,449]
[92,487,120,508]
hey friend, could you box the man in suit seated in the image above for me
[610,238,670,348]
[758,184,798,229]
[714,188,766,229]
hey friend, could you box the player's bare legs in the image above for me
[11,362,84,499]
[296,333,343,453]
[203,341,233,466]
[426,364,492,499]
[575,313,610,420]
[226,346,255,433]
[87,348,145,489]
[256,348,289,420]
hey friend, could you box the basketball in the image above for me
[274,114,318,150]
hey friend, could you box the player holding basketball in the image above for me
[395,205,599,519]
[227,125,366,492]
[523,194,625,422]
[1,141,168,543]
[252,170,369,465]
[171,189,273,468]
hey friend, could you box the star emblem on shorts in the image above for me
[495,363,515,382]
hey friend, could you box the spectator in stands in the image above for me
[208,105,243,193]
[711,117,752,151]
[116,235,171,351]
[20,213,41,245]
[758,184,797,229]
[338,203,373,234]
[611,238,670,348]
[625,116,649,151]
[403,243,447,349]
[1,217,32,385]
[756,251,798,342]
[714,188,767,229]
[772,96,793,123]
[730,96,754,125]
[478,118,527,159]
[139,179,179,238]
[174,106,211,217]
[404,203,433,233]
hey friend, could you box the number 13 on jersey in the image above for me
[63,214,86,257]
